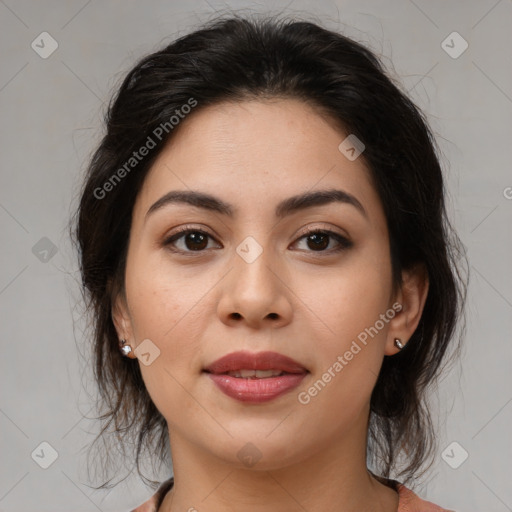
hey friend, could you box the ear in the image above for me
[385,263,429,355]
[111,283,137,359]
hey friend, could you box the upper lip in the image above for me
[203,351,308,374]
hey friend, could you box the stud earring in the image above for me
[394,338,404,350]
[119,339,134,357]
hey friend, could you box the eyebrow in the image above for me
[145,188,367,222]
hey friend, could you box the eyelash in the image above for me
[162,225,353,255]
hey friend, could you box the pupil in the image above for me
[186,232,207,250]
[308,233,328,250]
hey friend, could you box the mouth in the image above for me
[203,350,309,403]
[214,369,292,378]
[203,350,308,375]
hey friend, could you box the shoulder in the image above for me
[397,483,456,512]
[128,477,457,512]
[130,477,174,512]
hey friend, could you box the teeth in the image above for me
[226,369,284,378]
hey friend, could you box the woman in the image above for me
[72,14,466,512]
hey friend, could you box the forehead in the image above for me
[134,98,381,223]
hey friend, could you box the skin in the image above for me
[112,98,429,512]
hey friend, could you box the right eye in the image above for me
[163,226,221,253]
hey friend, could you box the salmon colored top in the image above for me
[130,477,456,511]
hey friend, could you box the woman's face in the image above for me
[113,98,412,469]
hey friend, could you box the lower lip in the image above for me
[206,372,308,403]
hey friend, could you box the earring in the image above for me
[394,338,404,350]
[119,339,134,357]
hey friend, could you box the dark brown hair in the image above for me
[70,14,467,490]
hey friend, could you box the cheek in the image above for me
[124,249,207,363]
[301,249,391,343]
[295,261,391,426]
[295,241,392,407]
[124,254,209,423]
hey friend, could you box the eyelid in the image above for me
[295,223,349,239]
[168,224,216,238]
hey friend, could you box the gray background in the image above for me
[1,1,511,511]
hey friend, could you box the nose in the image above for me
[217,245,293,330]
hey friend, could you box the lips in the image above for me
[203,351,308,403]
[203,350,308,375]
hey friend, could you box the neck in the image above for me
[159,418,399,512]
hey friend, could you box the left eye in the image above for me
[163,228,352,253]
[293,229,352,253]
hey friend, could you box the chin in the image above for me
[202,429,314,472]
